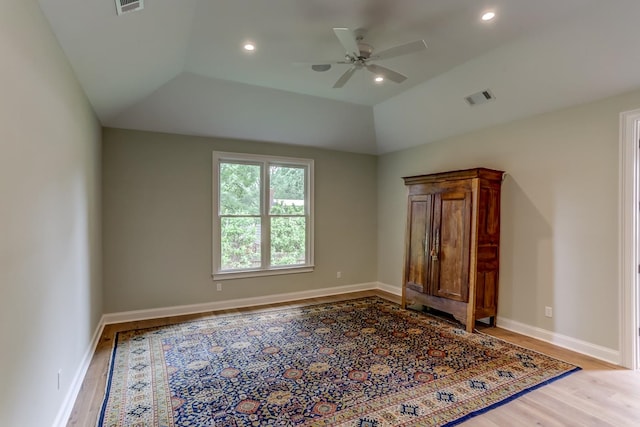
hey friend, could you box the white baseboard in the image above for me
[497,316,621,366]
[52,316,106,427]
[103,282,392,325]
[376,281,402,296]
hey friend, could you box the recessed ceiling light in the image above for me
[481,11,496,21]
[374,76,384,83]
[243,42,256,52]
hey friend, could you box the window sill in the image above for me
[212,265,314,281]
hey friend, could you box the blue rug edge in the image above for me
[96,331,121,427]
[442,365,583,427]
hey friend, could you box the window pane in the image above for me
[271,217,306,266]
[220,162,261,215]
[220,217,261,270]
[269,165,305,215]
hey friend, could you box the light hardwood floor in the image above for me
[67,291,640,426]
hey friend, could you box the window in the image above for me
[212,152,314,279]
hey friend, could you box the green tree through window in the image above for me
[213,152,314,278]
[269,165,305,266]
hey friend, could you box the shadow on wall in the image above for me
[499,175,554,326]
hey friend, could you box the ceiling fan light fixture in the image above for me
[312,64,331,72]
[374,76,384,83]
[481,11,496,21]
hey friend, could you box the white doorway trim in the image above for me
[619,108,640,369]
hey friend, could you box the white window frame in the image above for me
[212,151,314,280]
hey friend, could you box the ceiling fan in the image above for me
[309,28,427,88]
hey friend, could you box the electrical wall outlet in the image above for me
[336,271,341,279]
[544,306,553,318]
[216,283,222,291]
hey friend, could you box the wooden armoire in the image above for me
[401,168,504,332]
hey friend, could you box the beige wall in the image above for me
[102,128,378,313]
[5,3,640,424]
[0,2,102,426]
[378,88,640,351]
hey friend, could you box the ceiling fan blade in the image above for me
[293,61,351,67]
[373,40,427,61]
[365,64,407,83]
[333,66,357,88]
[333,28,360,58]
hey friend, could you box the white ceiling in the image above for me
[37,0,640,154]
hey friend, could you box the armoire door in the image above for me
[430,188,472,302]
[405,195,433,293]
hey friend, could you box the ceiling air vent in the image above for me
[115,0,144,15]
[464,89,495,106]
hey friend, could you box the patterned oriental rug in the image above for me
[98,297,580,426]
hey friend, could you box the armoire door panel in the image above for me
[406,196,432,292]
[434,191,471,302]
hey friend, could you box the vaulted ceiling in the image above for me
[38,0,640,154]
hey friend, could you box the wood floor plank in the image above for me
[66,291,640,426]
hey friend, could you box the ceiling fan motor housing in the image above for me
[357,42,373,59]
